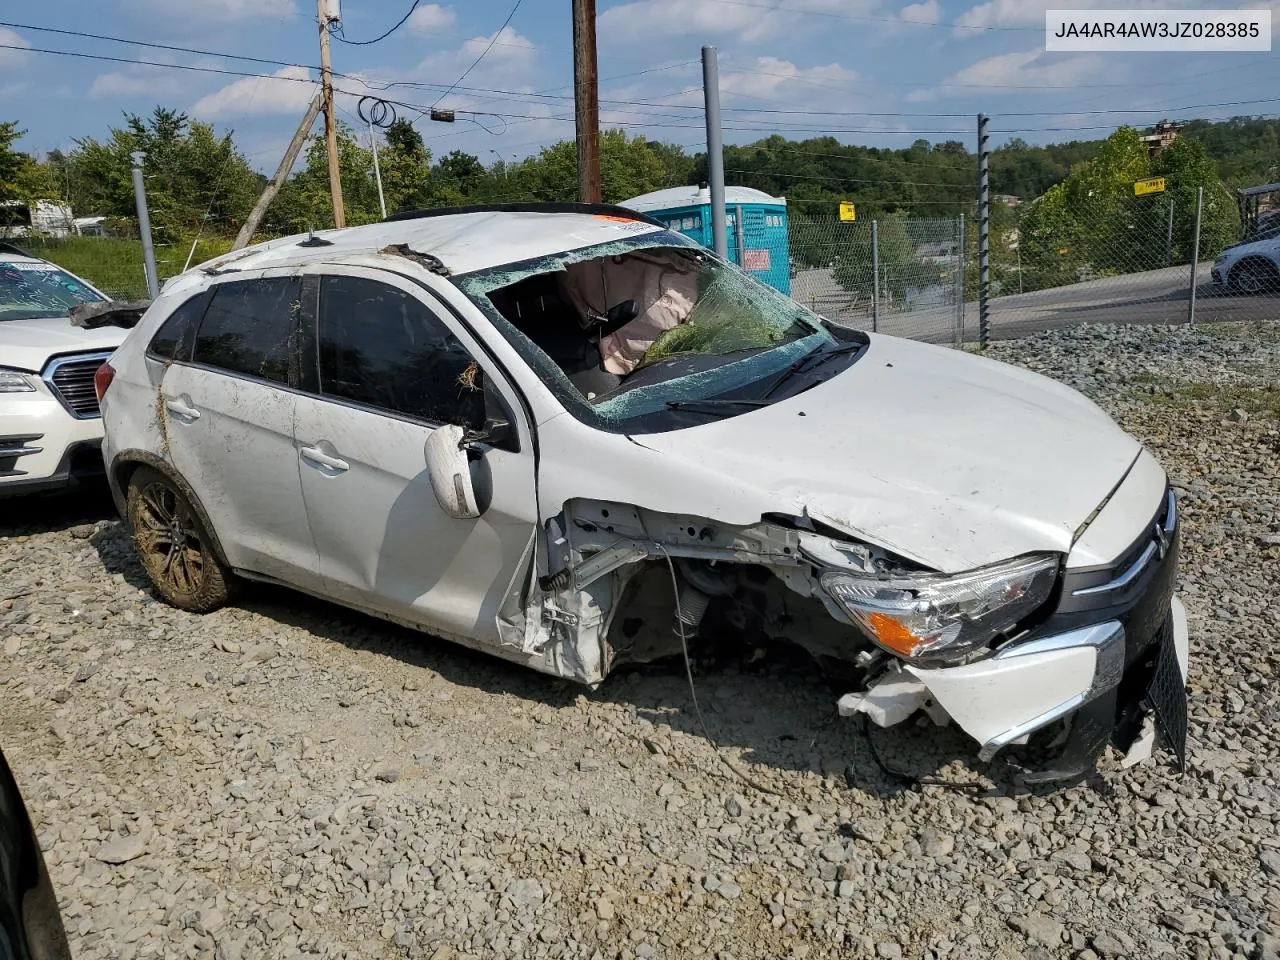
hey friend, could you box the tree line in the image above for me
[1,109,1276,294]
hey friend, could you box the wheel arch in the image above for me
[109,450,234,570]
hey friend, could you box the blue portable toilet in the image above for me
[621,185,791,296]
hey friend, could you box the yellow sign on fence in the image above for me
[838,201,856,222]
[1134,176,1166,196]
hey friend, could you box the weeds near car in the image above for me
[16,236,237,300]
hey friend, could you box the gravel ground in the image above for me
[3,321,1279,960]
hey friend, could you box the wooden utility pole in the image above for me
[317,0,346,227]
[233,93,323,250]
[571,0,601,203]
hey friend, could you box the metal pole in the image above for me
[234,93,323,250]
[702,46,728,260]
[1188,185,1203,326]
[871,219,880,333]
[977,113,990,349]
[369,121,387,220]
[317,0,345,227]
[1016,235,1023,294]
[131,152,159,299]
[1165,195,1174,267]
[572,0,601,203]
[955,214,965,347]
[733,204,746,267]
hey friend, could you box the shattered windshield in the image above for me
[455,233,836,429]
[0,260,104,321]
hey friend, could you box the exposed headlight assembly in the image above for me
[0,368,36,393]
[821,554,1059,663]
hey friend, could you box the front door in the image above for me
[292,269,538,647]
[159,273,319,586]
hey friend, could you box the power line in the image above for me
[333,0,422,45]
[5,40,1279,142]
[431,0,526,108]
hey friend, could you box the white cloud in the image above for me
[190,66,318,120]
[416,26,538,101]
[0,27,31,69]
[129,0,298,20]
[408,4,457,33]
[599,0,877,43]
[88,55,219,100]
[721,56,859,103]
[908,48,1104,99]
[901,0,941,22]
[953,0,1199,31]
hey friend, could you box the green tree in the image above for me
[379,119,433,213]
[58,107,261,241]
[833,215,923,302]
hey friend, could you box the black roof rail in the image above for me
[0,240,34,258]
[381,202,667,230]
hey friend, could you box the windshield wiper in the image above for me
[760,342,862,400]
[665,398,771,412]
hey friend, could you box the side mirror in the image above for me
[425,425,481,520]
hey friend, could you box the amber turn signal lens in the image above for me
[865,612,922,658]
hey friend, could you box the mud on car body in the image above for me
[94,203,1189,784]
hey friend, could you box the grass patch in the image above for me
[11,236,236,300]
[1138,380,1280,419]
[1198,319,1280,343]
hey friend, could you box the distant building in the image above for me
[1139,120,1181,157]
[0,199,76,238]
[994,194,1021,208]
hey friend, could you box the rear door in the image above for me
[159,272,320,586]
[291,267,538,647]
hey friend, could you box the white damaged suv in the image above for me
[0,244,123,496]
[96,204,1189,783]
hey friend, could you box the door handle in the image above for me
[164,398,200,421]
[299,445,350,472]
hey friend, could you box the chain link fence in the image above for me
[788,217,966,345]
[789,188,1280,348]
[974,181,1280,339]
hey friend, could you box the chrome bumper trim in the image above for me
[977,620,1125,762]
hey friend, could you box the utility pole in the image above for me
[369,121,387,220]
[702,45,727,260]
[571,0,601,203]
[977,113,990,349]
[317,0,346,228]
[131,151,159,299]
[234,93,323,250]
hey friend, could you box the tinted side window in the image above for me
[193,277,300,384]
[147,291,209,362]
[317,276,484,427]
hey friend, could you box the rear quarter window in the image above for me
[146,291,211,363]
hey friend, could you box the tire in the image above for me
[1229,258,1280,296]
[125,465,234,613]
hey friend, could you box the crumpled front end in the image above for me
[527,479,1187,784]
[839,487,1189,782]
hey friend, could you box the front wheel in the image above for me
[1230,259,1280,295]
[125,466,234,613]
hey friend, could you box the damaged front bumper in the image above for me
[842,488,1188,782]
[841,597,1188,781]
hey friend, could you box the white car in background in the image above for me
[0,244,123,496]
[95,203,1188,785]
[1211,231,1280,294]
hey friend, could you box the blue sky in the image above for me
[1,0,1277,172]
